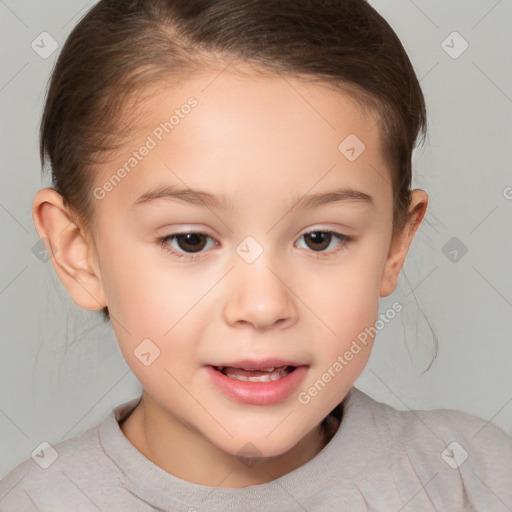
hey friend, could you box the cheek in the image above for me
[308,245,386,327]
[96,239,209,368]
[95,232,182,327]
[318,275,379,372]
[299,237,389,391]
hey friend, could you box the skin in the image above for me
[32,64,427,488]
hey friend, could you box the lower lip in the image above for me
[205,365,308,406]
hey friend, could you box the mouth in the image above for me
[205,362,308,405]
[212,365,297,382]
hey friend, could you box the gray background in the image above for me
[1,0,511,479]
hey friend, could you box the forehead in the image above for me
[92,66,392,214]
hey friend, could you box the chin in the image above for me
[215,429,308,462]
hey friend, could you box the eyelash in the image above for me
[157,230,352,261]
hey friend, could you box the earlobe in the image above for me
[380,190,428,297]
[32,188,107,311]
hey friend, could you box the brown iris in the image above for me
[303,232,332,251]
[174,233,209,253]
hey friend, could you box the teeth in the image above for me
[225,367,290,382]
[215,366,277,372]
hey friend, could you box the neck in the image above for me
[119,395,340,488]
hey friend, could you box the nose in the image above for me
[222,254,298,331]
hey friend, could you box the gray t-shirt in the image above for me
[1,386,511,511]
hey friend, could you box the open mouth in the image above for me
[213,365,296,382]
[206,363,308,405]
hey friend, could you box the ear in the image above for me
[380,189,428,297]
[32,188,107,310]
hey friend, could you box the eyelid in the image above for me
[158,227,352,260]
[158,230,219,260]
[295,229,351,255]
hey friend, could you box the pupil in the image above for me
[306,232,331,251]
[177,233,207,253]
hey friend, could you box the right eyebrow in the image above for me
[132,185,234,211]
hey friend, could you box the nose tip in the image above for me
[222,263,298,331]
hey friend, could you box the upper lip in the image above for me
[207,359,306,371]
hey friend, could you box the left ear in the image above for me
[380,189,428,297]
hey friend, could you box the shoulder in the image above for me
[0,422,108,512]
[349,387,512,510]
[0,397,144,512]
[351,387,512,454]
[385,393,512,463]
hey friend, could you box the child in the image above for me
[1,0,511,510]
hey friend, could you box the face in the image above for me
[87,67,397,459]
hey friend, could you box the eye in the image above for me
[158,229,351,261]
[295,230,351,254]
[159,232,218,259]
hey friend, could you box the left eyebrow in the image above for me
[289,188,374,211]
[131,185,374,211]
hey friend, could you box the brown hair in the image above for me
[40,0,427,322]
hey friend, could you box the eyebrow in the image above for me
[132,185,374,211]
